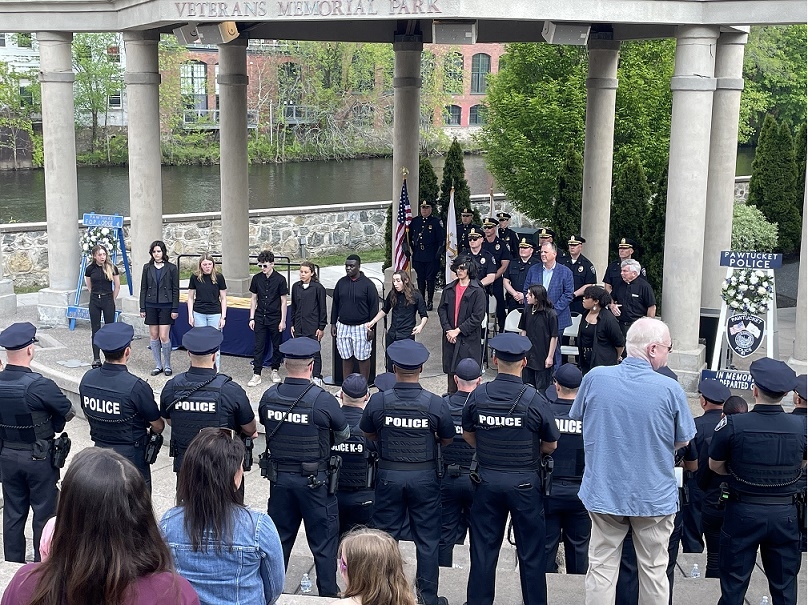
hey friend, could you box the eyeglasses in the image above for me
[257,263,272,268]
[484,225,495,229]
[498,218,508,222]
[199,427,236,439]
[653,342,673,352]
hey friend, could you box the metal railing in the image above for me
[182,109,259,129]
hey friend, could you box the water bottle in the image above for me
[690,563,700,578]
[300,573,312,594]
[759,597,769,605]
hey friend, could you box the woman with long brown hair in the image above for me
[187,254,228,370]
[332,527,417,605]
[84,244,120,368]
[139,240,180,376]
[365,271,428,372]
[289,261,327,384]
[0,448,198,605]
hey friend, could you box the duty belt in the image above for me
[378,460,436,471]
[733,493,796,505]
[3,440,48,451]
[275,461,328,473]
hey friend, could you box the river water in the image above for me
[0,155,498,223]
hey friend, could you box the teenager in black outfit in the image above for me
[187,253,228,370]
[84,244,120,368]
[289,261,327,384]
[139,240,179,376]
[247,250,288,387]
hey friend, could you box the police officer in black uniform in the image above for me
[79,322,164,489]
[334,373,376,538]
[160,327,256,474]
[461,333,560,605]
[259,337,350,597]
[504,238,540,312]
[410,200,445,311]
[544,364,589,575]
[0,322,74,563]
[709,358,806,605]
[458,207,481,253]
[538,227,568,263]
[792,374,807,552]
[560,235,597,317]
[439,357,482,568]
[360,339,454,605]
[603,237,646,293]
[496,212,519,259]
[466,228,497,290]
[482,217,510,334]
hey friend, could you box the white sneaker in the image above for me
[247,374,262,387]
[271,369,282,383]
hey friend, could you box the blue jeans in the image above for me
[193,312,221,370]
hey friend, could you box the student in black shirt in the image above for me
[289,261,327,384]
[247,250,288,388]
[84,244,120,368]
[139,240,180,376]
[365,270,428,371]
[187,254,228,370]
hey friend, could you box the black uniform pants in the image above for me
[96,440,151,491]
[467,469,548,605]
[253,316,283,374]
[718,501,801,605]
[543,480,590,574]
[491,277,506,333]
[89,292,116,360]
[681,477,705,553]
[413,259,439,304]
[336,488,374,540]
[372,468,442,605]
[268,470,340,597]
[439,470,474,567]
[701,501,724,578]
[1,448,59,563]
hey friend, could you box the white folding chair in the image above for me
[504,308,522,333]
[560,313,582,361]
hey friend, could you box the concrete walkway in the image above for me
[0,263,804,604]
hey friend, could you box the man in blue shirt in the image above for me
[570,317,695,605]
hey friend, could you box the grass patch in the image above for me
[15,285,42,294]
[307,248,385,268]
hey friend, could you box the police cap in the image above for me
[518,238,534,249]
[182,326,224,355]
[656,365,678,381]
[538,228,556,240]
[467,228,483,240]
[460,208,473,216]
[796,374,807,400]
[497,212,511,221]
[279,336,320,360]
[455,358,482,381]
[750,357,797,396]
[544,384,557,401]
[420,200,434,208]
[0,322,38,350]
[618,238,637,249]
[387,339,429,371]
[554,364,582,389]
[698,378,731,404]
[489,333,531,362]
[342,373,368,398]
[93,322,134,353]
[567,234,586,245]
[373,372,396,391]
[482,217,498,229]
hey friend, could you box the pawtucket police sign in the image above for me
[726,313,765,358]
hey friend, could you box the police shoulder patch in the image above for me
[714,416,728,431]
[590,266,596,274]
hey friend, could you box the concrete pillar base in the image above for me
[668,344,707,393]
[384,267,394,293]
[37,288,75,327]
[225,277,251,298]
[787,358,807,375]
[119,295,151,338]
[0,279,17,316]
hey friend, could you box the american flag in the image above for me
[393,178,412,271]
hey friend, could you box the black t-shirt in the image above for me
[518,307,559,370]
[611,278,656,323]
[84,262,119,293]
[383,290,428,340]
[189,272,227,315]
[249,271,289,320]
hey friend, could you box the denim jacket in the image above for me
[160,506,285,605]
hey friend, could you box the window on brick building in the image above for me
[469,104,487,125]
[107,45,120,63]
[181,61,208,111]
[108,91,122,108]
[444,104,461,126]
[444,52,463,95]
[471,53,490,94]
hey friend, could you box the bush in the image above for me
[732,203,779,252]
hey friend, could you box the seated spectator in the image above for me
[1,447,198,605]
[332,527,417,605]
[160,428,285,605]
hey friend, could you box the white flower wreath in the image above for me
[720,269,774,315]
[79,226,118,258]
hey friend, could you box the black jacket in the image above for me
[139,262,180,312]
[437,279,487,373]
[578,307,625,372]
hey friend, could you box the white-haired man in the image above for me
[609,259,656,337]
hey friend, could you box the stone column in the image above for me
[789,181,807,371]
[218,38,250,296]
[581,40,620,278]
[662,25,720,390]
[37,32,79,326]
[701,30,748,310]
[0,231,16,316]
[390,35,422,287]
[122,31,163,326]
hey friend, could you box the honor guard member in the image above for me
[410,200,445,311]
[709,358,806,605]
[0,322,74,563]
[544,364,589,575]
[258,337,350,598]
[458,208,481,253]
[461,333,559,605]
[439,358,481,568]
[603,238,646,293]
[334,373,377,538]
[561,235,597,317]
[160,327,256,473]
[79,322,164,489]
[496,212,519,259]
[792,374,807,552]
[465,229,497,290]
[482,217,511,333]
[360,339,455,605]
[504,238,540,312]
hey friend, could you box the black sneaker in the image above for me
[437,598,449,605]
[150,368,163,376]
[164,368,173,376]
[427,302,434,312]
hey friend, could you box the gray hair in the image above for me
[541,241,557,254]
[621,259,641,275]
[625,317,670,359]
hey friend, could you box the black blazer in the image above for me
[578,307,625,372]
[139,262,180,312]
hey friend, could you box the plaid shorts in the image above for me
[336,321,372,361]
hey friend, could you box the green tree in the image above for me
[419,156,439,204]
[72,33,124,153]
[0,61,40,169]
[438,138,473,224]
[732,204,779,252]
[747,115,802,252]
[552,143,583,242]
[610,157,651,253]
[643,168,668,300]
[795,122,806,214]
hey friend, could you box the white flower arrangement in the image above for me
[721,269,774,315]
[79,226,118,258]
